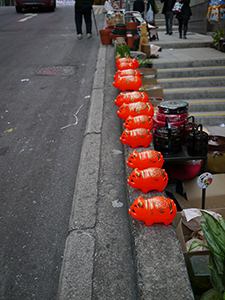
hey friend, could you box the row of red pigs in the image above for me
[113,57,177,226]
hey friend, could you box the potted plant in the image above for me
[115,43,130,60]
[137,58,153,68]
[212,29,224,51]
[189,211,225,299]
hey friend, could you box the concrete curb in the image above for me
[124,146,195,299]
[57,44,106,300]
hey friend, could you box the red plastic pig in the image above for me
[114,69,141,80]
[115,91,149,107]
[120,128,152,148]
[124,115,153,130]
[129,196,177,226]
[127,167,168,193]
[126,150,164,170]
[117,102,154,120]
[113,76,142,91]
[116,62,137,70]
[116,58,140,70]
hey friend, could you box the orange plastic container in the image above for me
[124,115,153,130]
[115,91,149,107]
[127,167,168,193]
[114,69,141,80]
[120,128,152,148]
[117,101,154,120]
[126,150,164,170]
[113,75,142,91]
[116,58,139,69]
[129,196,177,226]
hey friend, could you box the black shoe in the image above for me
[179,35,182,39]
[165,32,169,35]
[169,32,173,35]
[183,36,187,39]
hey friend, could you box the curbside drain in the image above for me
[36,66,76,76]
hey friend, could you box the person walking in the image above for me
[145,0,158,26]
[133,0,145,17]
[161,0,176,35]
[74,0,93,39]
[176,0,192,39]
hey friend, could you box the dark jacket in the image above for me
[76,0,93,5]
[161,0,176,14]
[146,0,157,14]
[133,0,145,13]
[176,0,192,19]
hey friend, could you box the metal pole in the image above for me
[92,8,99,35]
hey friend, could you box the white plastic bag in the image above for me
[146,6,154,22]
[172,1,183,13]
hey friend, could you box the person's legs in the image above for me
[83,4,92,35]
[178,19,183,38]
[168,11,174,34]
[183,18,188,39]
[165,11,169,34]
[75,4,83,36]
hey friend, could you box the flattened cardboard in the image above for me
[169,174,225,210]
[185,174,225,209]
[150,44,162,58]
[138,67,157,85]
[148,97,164,107]
[174,212,210,256]
[139,84,163,98]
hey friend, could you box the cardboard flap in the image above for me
[168,190,191,210]
[184,174,225,209]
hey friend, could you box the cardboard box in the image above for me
[141,44,151,58]
[174,208,225,255]
[174,211,211,294]
[138,67,157,85]
[174,212,210,256]
[139,84,163,98]
[174,209,225,295]
[148,97,164,107]
[168,173,225,210]
[184,174,225,209]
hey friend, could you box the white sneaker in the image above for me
[77,34,82,39]
[87,33,92,39]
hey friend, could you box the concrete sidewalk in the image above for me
[151,30,225,136]
[151,30,213,49]
[57,31,225,299]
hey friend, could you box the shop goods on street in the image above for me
[106,19,225,297]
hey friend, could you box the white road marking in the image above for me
[18,14,37,22]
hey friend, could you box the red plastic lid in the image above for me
[153,116,185,127]
[156,112,188,122]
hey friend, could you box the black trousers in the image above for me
[178,18,189,32]
[75,3,92,35]
[165,11,174,34]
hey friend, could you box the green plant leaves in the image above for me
[201,211,225,255]
[188,211,225,297]
[207,254,225,294]
[219,217,225,231]
[200,288,223,300]
[200,221,225,273]
[212,29,224,47]
[115,43,130,58]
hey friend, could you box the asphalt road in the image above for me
[0,6,105,299]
